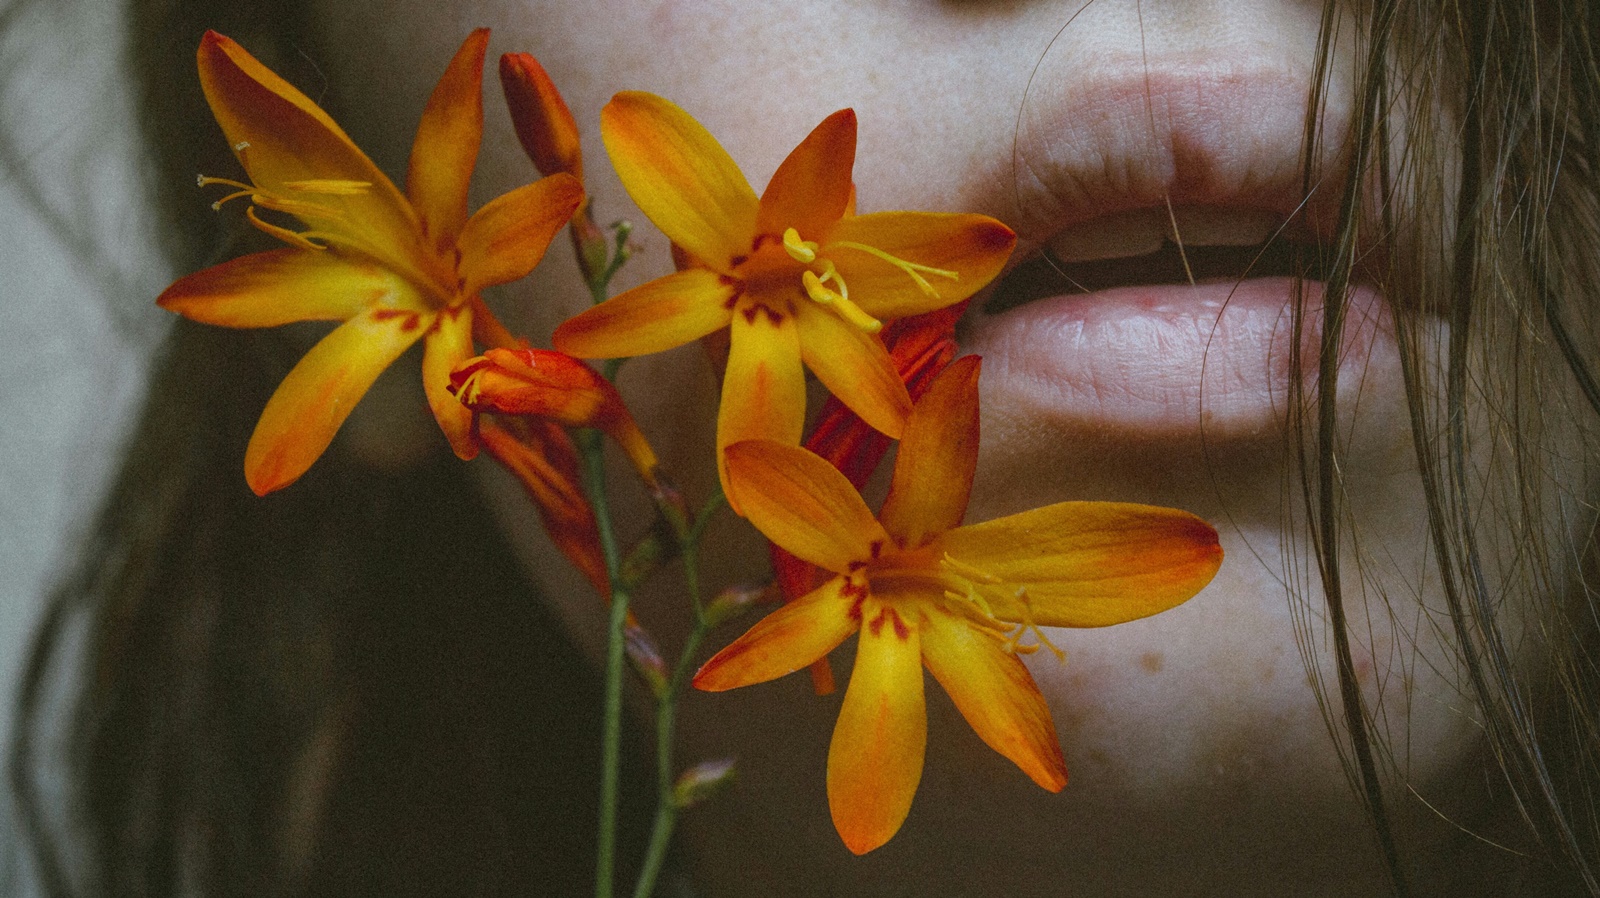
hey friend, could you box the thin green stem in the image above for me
[579,428,628,898]
[631,531,712,898]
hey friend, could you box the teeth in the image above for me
[1167,206,1279,247]
[1047,208,1167,262]
[1046,206,1281,263]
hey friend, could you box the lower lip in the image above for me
[961,277,1391,441]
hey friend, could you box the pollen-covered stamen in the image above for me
[823,240,960,297]
[940,553,1066,662]
[781,227,818,264]
[801,267,882,333]
[998,588,1067,662]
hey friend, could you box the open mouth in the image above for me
[981,206,1344,317]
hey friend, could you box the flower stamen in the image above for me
[781,227,818,263]
[801,266,882,333]
[824,240,959,297]
[197,174,365,251]
[940,554,1065,662]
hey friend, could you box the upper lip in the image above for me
[997,60,1354,263]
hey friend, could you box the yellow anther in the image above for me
[781,227,818,263]
[801,269,882,333]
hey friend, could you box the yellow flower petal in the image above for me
[825,212,1015,319]
[756,108,855,240]
[717,304,806,511]
[940,502,1223,628]
[457,172,584,295]
[693,575,862,692]
[156,248,422,326]
[723,439,888,574]
[406,29,488,249]
[794,300,911,441]
[196,32,418,268]
[552,268,736,359]
[828,598,926,855]
[879,356,980,547]
[919,602,1067,792]
[244,308,430,495]
[422,304,478,460]
[600,91,758,270]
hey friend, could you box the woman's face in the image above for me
[306,1,1541,893]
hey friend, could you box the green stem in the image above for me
[631,535,711,898]
[580,428,628,898]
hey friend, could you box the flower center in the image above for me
[779,227,961,335]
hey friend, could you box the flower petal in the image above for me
[828,599,926,855]
[156,248,423,326]
[499,52,583,180]
[717,303,806,511]
[756,109,855,240]
[794,300,910,440]
[458,172,584,294]
[940,503,1223,627]
[406,29,487,247]
[824,212,1015,319]
[600,91,758,270]
[479,418,608,596]
[724,440,888,574]
[919,603,1067,791]
[553,268,735,359]
[244,308,430,495]
[879,356,981,547]
[422,304,478,460]
[196,32,417,265]
[693,575,862,691]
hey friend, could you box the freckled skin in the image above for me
[303,1,1569,895]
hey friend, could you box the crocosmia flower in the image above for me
[157,31,583,495]
[694,357,1224,854]
[551,93,1015,504]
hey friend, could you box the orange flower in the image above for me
[448,347,657,483]
[552,93,1014,505]
[694,357,1224,854]
[157,31,583,495]
[772,301,969,694]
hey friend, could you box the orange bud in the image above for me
[450,348,660,484]
[499,53,582,181]
[478,418,609,596]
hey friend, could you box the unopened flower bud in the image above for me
[672,758,736,809]
[499,53,582,181]
[449,348,659,485]
[705,582,777,629]
[625,620,668,698]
